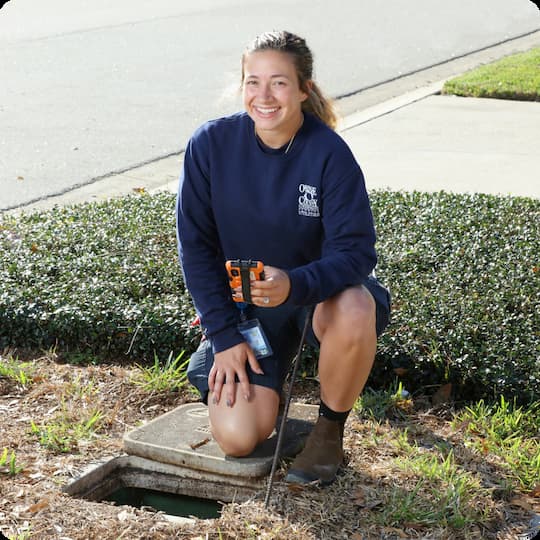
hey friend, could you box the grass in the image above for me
[349,389,540,534]
[132,350,189,392]
[28,373,106,453]
[0,356,35,387]
[1,350,538,538]
[442,46,540,101]
[453,396,540,493]
[379,452,488,529]
[386,435,489,529]
[25,351,190,453]
[9,533,32,540]
[0,447,24,475]
[30,406,105,453]
[354,381,414,421]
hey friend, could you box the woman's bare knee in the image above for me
[208,385,279,457]
[314,285,376,342]
[212,423,259,457]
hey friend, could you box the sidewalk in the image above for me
[9,60,540,214]
[341,92,540,198]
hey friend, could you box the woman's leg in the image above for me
[286,285,377,484]
[208,384,279,457]
[314,284,377,412]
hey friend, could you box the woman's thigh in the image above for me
[187,303,306,403]
[311,276,391,341]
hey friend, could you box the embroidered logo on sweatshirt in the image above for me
[298,184,320,217]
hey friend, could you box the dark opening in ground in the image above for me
[105,486,222,519]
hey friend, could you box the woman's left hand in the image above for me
[250,265,290,307]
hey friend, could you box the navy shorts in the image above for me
[186,275,391,403]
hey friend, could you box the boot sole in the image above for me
[284,466,341,487]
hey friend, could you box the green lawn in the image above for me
[443,46,540,101]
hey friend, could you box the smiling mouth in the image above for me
[254,106,279,115]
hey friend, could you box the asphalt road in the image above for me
[0,0,539,210]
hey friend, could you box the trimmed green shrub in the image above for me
[371,191,539,404]
[0,193,198,359]
[0,191,538,403]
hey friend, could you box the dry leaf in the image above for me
[117,509,134,521]
[351,534,364,540]
[509,496,532,511]
[190,437,210,450]
[286,483,307,494]
[432,383,452,405]
[530,484,540,498]
[352,488,366,507]
[365,499,383,510]
[403,521,427,531]
[383,526,408,538]
[132,187,146,194]
[27,498,49,513]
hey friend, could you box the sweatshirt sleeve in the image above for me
[176,132,244,353]
[286,164,377,306]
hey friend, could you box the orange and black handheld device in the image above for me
[226,259,265,303]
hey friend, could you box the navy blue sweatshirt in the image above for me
[176,112,377,353]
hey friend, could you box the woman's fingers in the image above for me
[251,266,290,306]
[211,342,256,407]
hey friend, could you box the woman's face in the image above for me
[242,50,308,146]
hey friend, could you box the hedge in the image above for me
[370,191,539,404]
[0,194,198,360]
[0,191,538,403]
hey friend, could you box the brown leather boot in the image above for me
[284,415,343,485]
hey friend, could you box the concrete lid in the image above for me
[123,402,318,478]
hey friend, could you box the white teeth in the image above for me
[256,107,278,114]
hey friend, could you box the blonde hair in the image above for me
[241,31,338,130]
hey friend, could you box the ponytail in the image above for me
[302,81,338,131]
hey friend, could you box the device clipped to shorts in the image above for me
[226,259,265,304]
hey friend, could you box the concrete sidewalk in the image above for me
[342,93,540,198]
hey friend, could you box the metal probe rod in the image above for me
[264,307,313,508]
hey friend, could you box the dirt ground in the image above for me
[0,351,538,540]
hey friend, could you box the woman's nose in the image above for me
[259,83,272,100]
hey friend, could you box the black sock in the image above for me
[319,400,350,438]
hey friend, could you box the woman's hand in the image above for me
[250,265,291,307]
[209,342,263,407]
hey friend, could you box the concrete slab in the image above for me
[124,402,318,478]
[343,95,540,199]
[64,455,263,505]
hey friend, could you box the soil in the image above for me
[0,351,538,540]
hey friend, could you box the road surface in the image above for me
[0,0,538,210]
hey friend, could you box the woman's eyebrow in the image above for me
[245,74,291,79]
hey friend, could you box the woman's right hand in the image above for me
[209,342,264,407]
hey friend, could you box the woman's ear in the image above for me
[301,80,313,102]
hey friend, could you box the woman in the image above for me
[176,30,390,485]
